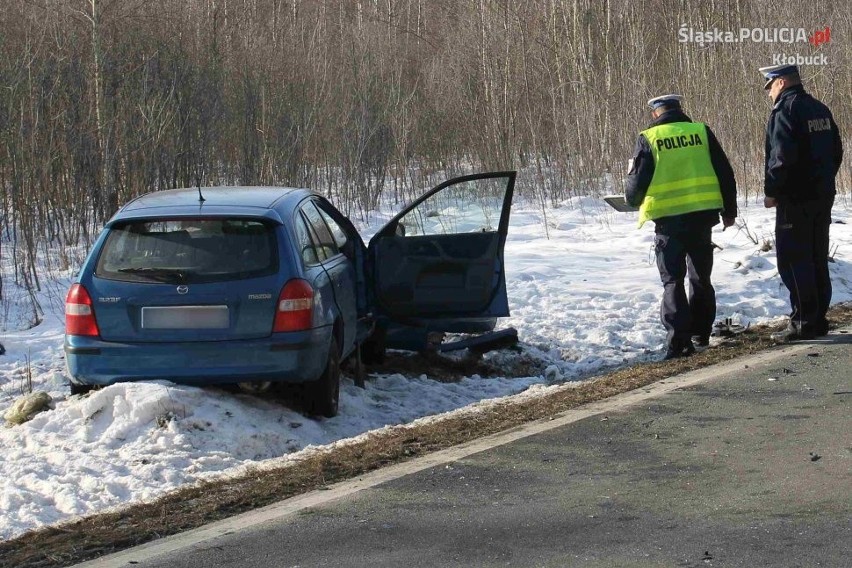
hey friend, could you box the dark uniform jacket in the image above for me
[626,109,737,233]
[765,84,843,202]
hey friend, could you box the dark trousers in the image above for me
[655,228,716,346]
[775,197,834,332]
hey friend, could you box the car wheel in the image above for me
[237,381,272,394]
[308,337,340,418]
[360,327,386,365]
[70,383,93,396]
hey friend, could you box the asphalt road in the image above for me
[79,332,852,568]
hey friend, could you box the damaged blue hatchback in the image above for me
[65,172,516,416]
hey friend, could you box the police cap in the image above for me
[647,94,684,110]
[759,64,799,89]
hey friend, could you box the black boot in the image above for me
[664,339,696,360]
[771,323,815,344]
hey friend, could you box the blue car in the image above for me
[65,172,516,416]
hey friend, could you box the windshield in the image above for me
[95,218,278,284]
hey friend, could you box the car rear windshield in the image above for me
[95,218,278,284]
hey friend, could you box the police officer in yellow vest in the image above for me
[626,95,738,360]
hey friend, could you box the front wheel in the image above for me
[360,326,387,365]
[69,383,94,396]
[307,337,340,418]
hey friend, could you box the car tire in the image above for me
[308,337,340,418]
[360,327,386,365]
[70,383,94,396]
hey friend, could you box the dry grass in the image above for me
[2,304,851,568]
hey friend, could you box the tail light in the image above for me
[273,279,314,332]
[65,284,100,337]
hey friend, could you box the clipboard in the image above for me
[603,195,639,212]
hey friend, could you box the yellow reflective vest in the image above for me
[637,122,723,228]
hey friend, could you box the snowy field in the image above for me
[1,194,851,540]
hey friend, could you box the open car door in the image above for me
[367,172,515,326]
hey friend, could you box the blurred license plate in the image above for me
[141,306,229,329]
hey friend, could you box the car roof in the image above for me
[110,186,315,224]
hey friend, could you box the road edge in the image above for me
[74,338,832,567]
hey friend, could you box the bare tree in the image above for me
[0,0,848,315]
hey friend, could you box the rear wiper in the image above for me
[117,267,190,282]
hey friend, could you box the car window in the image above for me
[294,215,319,266]
[315,203,348,249]
[396,177,506,237]
[95,218,277,284]
[302,213,328,262]
[301,202,340,260]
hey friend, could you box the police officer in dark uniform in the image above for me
[759,64,843,342]
[626,95,738,359]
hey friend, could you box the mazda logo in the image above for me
[176,285,189,295]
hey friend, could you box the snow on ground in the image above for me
[1,194,851,540]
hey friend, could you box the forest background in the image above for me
[0,0,848,322]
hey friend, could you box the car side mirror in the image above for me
[395,222,406,237]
